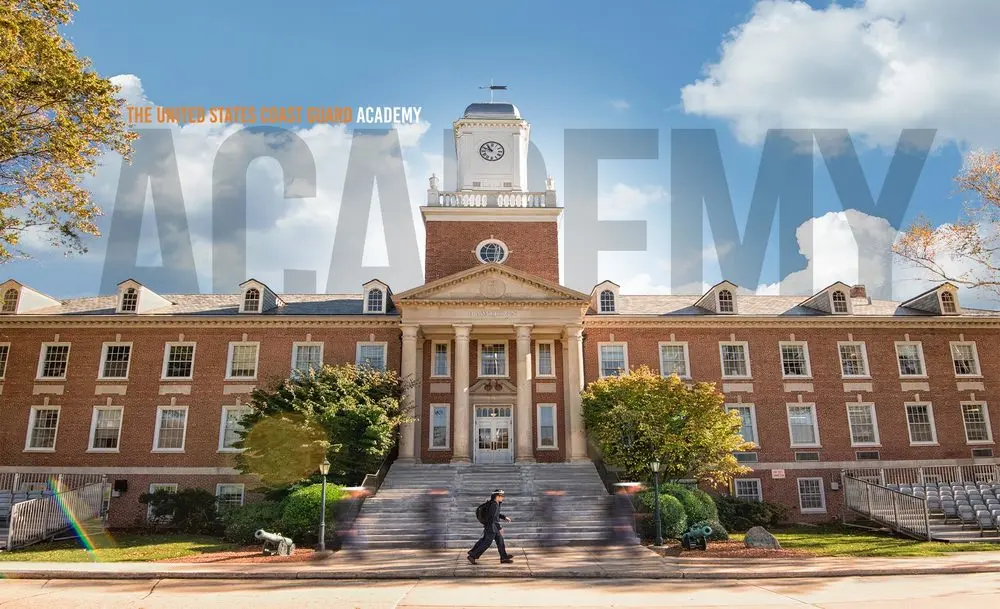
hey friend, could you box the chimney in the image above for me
[850,284,867,299]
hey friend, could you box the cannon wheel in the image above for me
[697,538,707,551]
[277,540,292,556]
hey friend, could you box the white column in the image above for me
[452,324,472,463]
[398,324,419,463]
[515,324,535,463]
[564,324,588,462]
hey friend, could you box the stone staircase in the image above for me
[353,462,614,548]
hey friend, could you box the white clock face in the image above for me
[479,141,504,161]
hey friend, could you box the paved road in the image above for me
[1,574,1000,608]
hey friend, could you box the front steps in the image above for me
[928,515,1000,543]
[353,462,614,548]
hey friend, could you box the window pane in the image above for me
[481,344,506,376]
[720,344,748,377]
[166,345,194,378]
[432,406,448,448]
[660,345,687,377]
[433,343,449,376]
[730,406,755,443]
[848,405,877,444]
[102,345,131,378]
[781,344,808,376]
[952,344,978,375]
[222,407,250,449]
[217,484,244,509]
[230,345,257,377]
[357,344,386,371]
[897,344,924,375]
[906,405,935,443]
[537,343,553,376]
[29,408,59,449]
[798,479,824,510]
[539,405,555,447]
[600,344,626,377]
[294,345,322,374]
[41,345,69,378]
[93,409,122,449]
[156,409,187,449]
[734,479,760,501]
[963,404,991,442]
[788,406,816,445]
[839,344,867,376]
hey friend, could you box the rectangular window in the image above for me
[356,342,387,371]
[786,404,820,447]
[962,403,993,444]
[779,342,811,378]
[292,342,323,375]
[794,451,820,462]
[856,450,881,460]
[847,403,880,446]
[37,343,70,379]
[659,342,689,378]
[227,342,259,379]
[537,403,557,448]
[432,342,450,378]
[99,342,132,379]
[734,479,762,501]
[0,343,9,379]
[430,404,450,449]
[219,405,251,451]
[719,342,751,378]
[895,341,926,377]
[905,403,938,444]
[536,341,555,378]
[797,478,827,512]
[951,342,981,377]
[216,483,245,509]
[598,343,628,378]
[734,452,758,463]
[162,342,196,379]
[729,404,758,446]
[25,406,60,451]
[479,342,507,377]
[838,342,869,377]
[89,406,123,451]
[153,406,188,451]
[147,483,178,521]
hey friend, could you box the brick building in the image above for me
[2,100,998,526]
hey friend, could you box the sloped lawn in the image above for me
[0,532,236,562]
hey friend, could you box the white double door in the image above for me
[474,405,514,465]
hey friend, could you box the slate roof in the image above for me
[609,295,1000,318]
[18,293,391,316]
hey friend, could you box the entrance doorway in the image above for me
[474,405,513,464]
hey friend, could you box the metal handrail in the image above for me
[843,474,931,540]
[5,481,109,550]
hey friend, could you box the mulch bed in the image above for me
[157,546,320,564]
[648,540,811,559]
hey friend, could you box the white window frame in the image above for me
[597,342,629,378]
[797,477,827,513]
[431,341,451,378]
[0,342,10,380]
[475,238,510,264]
[226,341,260,380]
[1,287,20,313]
[961,401,994,445]
[24,405,61,452]
[778,341,812,379]
[829,289,850,314]
[161,342,197,380]
[355,341,388,371]
[537,403,558,450]
[240,288,261,313]
[837,341,870,378]
[365,288,386,314]
[291,341,324,375]
[535,340,555,378]
[846,402,881,447]
[904,402,939,445]
[146,483,178,521]
[118,287,140,313]
[97,341,133,380]
[894,341,927,378]
[939,290,960,314]
[478,341,509,378]
[728,404,759,446]
[734,478,763,501]
[786,403,821,448]
[716,288,736,313]
[658,341,691,379]
[36,342,71,380]
[950,341,982,378]
[429,403,450,450]
[88,405,124,453]
[216,483,245,508]
[718,341,751,379]
[219,405,251,452]
[152,405,189,452]
[598,289,616,314]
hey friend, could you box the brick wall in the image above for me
[424,221,559,283]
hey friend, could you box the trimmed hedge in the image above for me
[222,501,284,545]
[661,483,718,524]
[279,483,346,542]
[714,495,788,532]
[636,491,688,539]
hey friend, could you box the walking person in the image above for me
[467,489,514,564]
[538,490,565,548]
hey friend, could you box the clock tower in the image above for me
[423,100,561,284]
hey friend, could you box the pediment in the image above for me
[395,264,591,305]
[469,378,517,395]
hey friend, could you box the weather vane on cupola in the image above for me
[479,79,509,103]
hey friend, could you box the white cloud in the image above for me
[598,183,667,220]
[681,0,1000,148]
[611,100,631,111]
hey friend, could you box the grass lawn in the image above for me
[0,532,236,562]
[732,524,1000,557]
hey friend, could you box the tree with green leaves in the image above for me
[234,364,416,489]
[0,0,136,260]
[581,366,752,487]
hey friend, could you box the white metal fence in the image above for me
[844,465,1000,486]
[0,473,106,493]
[5,482,109,550]
[843,475,931,540]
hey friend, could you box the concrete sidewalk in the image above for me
[4,545,1000,580]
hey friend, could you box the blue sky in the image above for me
[11,0,993,303]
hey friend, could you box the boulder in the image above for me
[743,526,781,549]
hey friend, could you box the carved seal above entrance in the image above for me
[480,277,507,298]
[469,378,517,395]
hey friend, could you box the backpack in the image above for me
[475,500,491,525]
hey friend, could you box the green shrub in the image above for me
[661,483,717,524]
[139,488,220,535]
[689,519,729,541]
[279,483,345,542]
[714,495,788,532]
[222,501,284,545]
[636,491,687,539]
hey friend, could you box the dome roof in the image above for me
[463,102,521,119]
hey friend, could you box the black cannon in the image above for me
[255,529,295,556]
[680,524,713,551]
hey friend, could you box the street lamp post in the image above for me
[650,459,663,546]
[318,457,331,552]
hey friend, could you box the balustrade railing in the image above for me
[843,475,931,540]
[5,481,109,550]
[431,191,554,208]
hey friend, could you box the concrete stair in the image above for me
[353,462,614,548]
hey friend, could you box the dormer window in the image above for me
[718,289,734,313]
[243,288,260,313]
[120,288,138,313]
[1,288,18,313]
[831,290,848,314]
[941,291,957,314]
[366,288,385,314]
[599,290,616,314]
